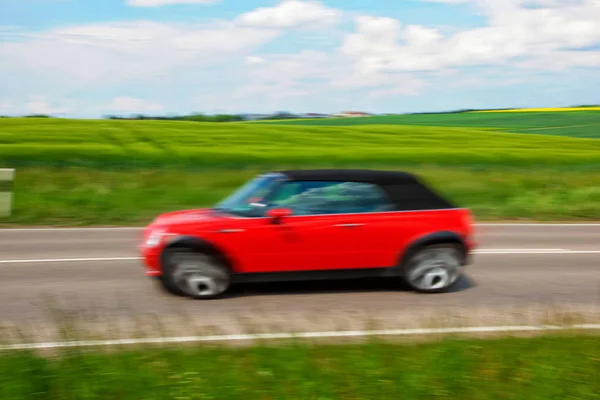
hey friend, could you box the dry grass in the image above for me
[1,299,598,350]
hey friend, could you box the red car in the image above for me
[140,169,476,299]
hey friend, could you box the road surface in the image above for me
[0,224,599,341]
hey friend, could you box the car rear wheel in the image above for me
[401,244,463,293]
[159,248,231,299]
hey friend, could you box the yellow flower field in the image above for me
[471,107,600,113]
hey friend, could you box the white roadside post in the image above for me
[0,169,15,217]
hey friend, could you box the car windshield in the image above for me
[213,174,281,216]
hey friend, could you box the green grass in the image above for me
[1,334,599,400]
[252,111,600,138]
[1,118,600,169]
[1,118,599,225]
[507,124,600,139]
[3,166,599,226]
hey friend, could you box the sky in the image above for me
[0,0,599,117]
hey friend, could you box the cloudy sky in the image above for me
[1,0,599,117]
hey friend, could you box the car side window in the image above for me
[268,180,394,216]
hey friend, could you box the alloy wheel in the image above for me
[406,246,462,291]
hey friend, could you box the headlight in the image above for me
[145,229,166,248]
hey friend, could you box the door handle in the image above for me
[333,223,364,228]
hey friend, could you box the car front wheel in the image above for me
[159,248,231,299]
[401,244,463,293]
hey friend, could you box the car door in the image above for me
[204,214,314,273]
[207,206,356,273]
[320,180,398,269]
[273,212,366,271]
[258,181,370,271]
[211,180,396,273]
[260,180,376,271]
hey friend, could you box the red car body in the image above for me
[140,169,477,298]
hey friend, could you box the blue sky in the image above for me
[1,0,599,117]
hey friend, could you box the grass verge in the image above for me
[1,334,599,399]
[3,166,600,226]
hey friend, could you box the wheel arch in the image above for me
[160,235,237,274]
[397,231,468,271]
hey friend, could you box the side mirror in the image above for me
[266,208,292,222]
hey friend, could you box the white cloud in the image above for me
[339,0,600,74]
[419,0,471,3]
[108,96,164,113]
[367,79,426,98]
[235,51,333,101]
[0,100,14,115]
[0,3,340,115]
[0,20,281,87]
[516,49,600,71]
[25,96,70,115]
[237,0,342,29]
[1,0,598,116]
[235,50,427,108]
[127,0,219,7]
[242,50,333,83]
[245,55,266,65]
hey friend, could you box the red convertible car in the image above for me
[140,169,476,299]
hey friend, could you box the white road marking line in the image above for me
[3,324,600,351]
[477,248,566,251]
[1,249,599,264]
[0,257,140,264]
[478,251,600,254]
[2,223,600,232]
[0,227,143,232]
[475,249,600,254]
[476,223,600,227]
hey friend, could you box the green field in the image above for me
[2,334,599,400]
[251,111,600,138]
[1,118,600,225]
[1,118,600,169]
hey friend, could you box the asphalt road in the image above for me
[1,224,599,340]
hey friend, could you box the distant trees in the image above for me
[6,105,597,122]
[104,113,245,122]
[103,111,303,122]
[405,108,517,115]
[181,114,245,122]
[262,111,297,120]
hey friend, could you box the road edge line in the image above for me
[2,324,599,351]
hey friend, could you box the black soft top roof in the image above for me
[274,169,456,210]
[277,169,418,185]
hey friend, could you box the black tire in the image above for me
[400,243,464,293]
[158,247,231,299]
